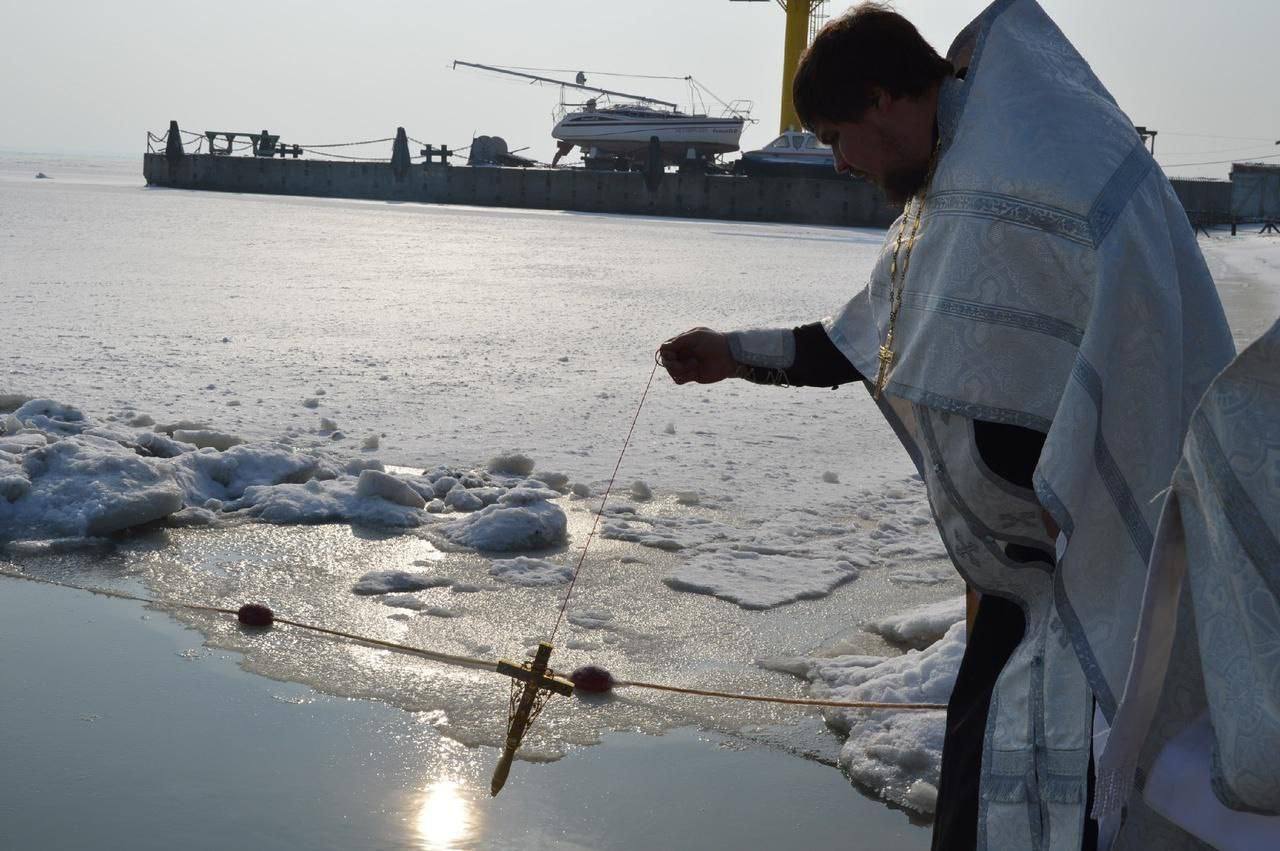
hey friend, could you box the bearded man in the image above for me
[659,2,1235,849]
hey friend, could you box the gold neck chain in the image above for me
[873,143,942,400]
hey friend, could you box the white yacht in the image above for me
[552,100,745,165]
[454,61,750,168]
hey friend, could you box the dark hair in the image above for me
[793,3,953,131]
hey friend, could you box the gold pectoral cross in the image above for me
[873,330,896,400]
[490,642,574,796]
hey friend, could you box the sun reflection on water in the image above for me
[415,779,478,850]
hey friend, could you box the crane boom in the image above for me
[452,61,679,109]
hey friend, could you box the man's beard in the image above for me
[878,160,931,205]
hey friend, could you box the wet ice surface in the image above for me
[0,391,963,815]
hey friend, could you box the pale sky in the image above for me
[3,0,1277,178]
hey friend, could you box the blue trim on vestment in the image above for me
[1070,358,1155,563]
[900,290,1086,346]
[1032,475,1076,538]
[947,0,1020,131]
[884,381,1055,433]
[1034,472,1120,720]
[926,191,1094,247]
[1052,562,1118,721]
[1087,142,1156,246]
[1192,411,1280,601]
[1026,645,1046,850]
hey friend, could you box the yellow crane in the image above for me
[732,0,830,133]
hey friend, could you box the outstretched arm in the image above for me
[659,323,863,387]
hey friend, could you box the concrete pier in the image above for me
[142,153,899,228]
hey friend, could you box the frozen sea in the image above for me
[2,152,1278,850]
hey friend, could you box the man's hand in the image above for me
[658,327,737,385]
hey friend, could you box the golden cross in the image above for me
[490,642,575,796]
[873,331,896,400]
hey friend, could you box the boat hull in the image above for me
[553,116,744,160]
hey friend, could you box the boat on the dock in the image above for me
[735,130,836,178]
[551,101,745,165]
[454,60,750,169]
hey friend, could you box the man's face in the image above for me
[813,95,932,204]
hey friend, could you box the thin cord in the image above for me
[0,567,944,711]
[547,354,661,643]
[615,678,944,710]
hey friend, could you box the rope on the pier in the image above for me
[0,567,946,712]
[408,136,470,157]
[292,137,397,148]
[297,148,388,162]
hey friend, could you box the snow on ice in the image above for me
[488,556,575,586]
[0,397,569,549]
[665,550,860,610]
[866,596,967,649]
[352,570,453,595]
[778,621,966,816]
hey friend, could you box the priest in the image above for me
[659,2,1235,848]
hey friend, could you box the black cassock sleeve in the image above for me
[738,323,1047,490]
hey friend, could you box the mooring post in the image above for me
[391,127,411,181]
[165,120,184,161]
[644,135,663,193]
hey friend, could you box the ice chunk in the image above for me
[0,473,31,502]
[135,432,196,458]
[154,419,209,435]
[444,485,484,512]
[172,429,245,451]
[822,471,840,484]
[361,435,380,451]
[302,398,320,409]
[13,399,88,434]
[602,514,733,552]
[0,394,33,413]
[439,494,567,551]
[487,453,535,476]
[570,482,592,498]
[629,480,652,501]
[499,486,560,505]
[664,550,858,610]
[866,597,966,649]
[352,570,452,595]
[537,471,569,492]
[127,413,155,427]
[165,507,219,527]
[0,437,183,539]
[567,609,613,630]
[235,477,424,528]
[171,443,319,504]
[801,622,965,816]
[355,469,426,509]
[488,557,574,587]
